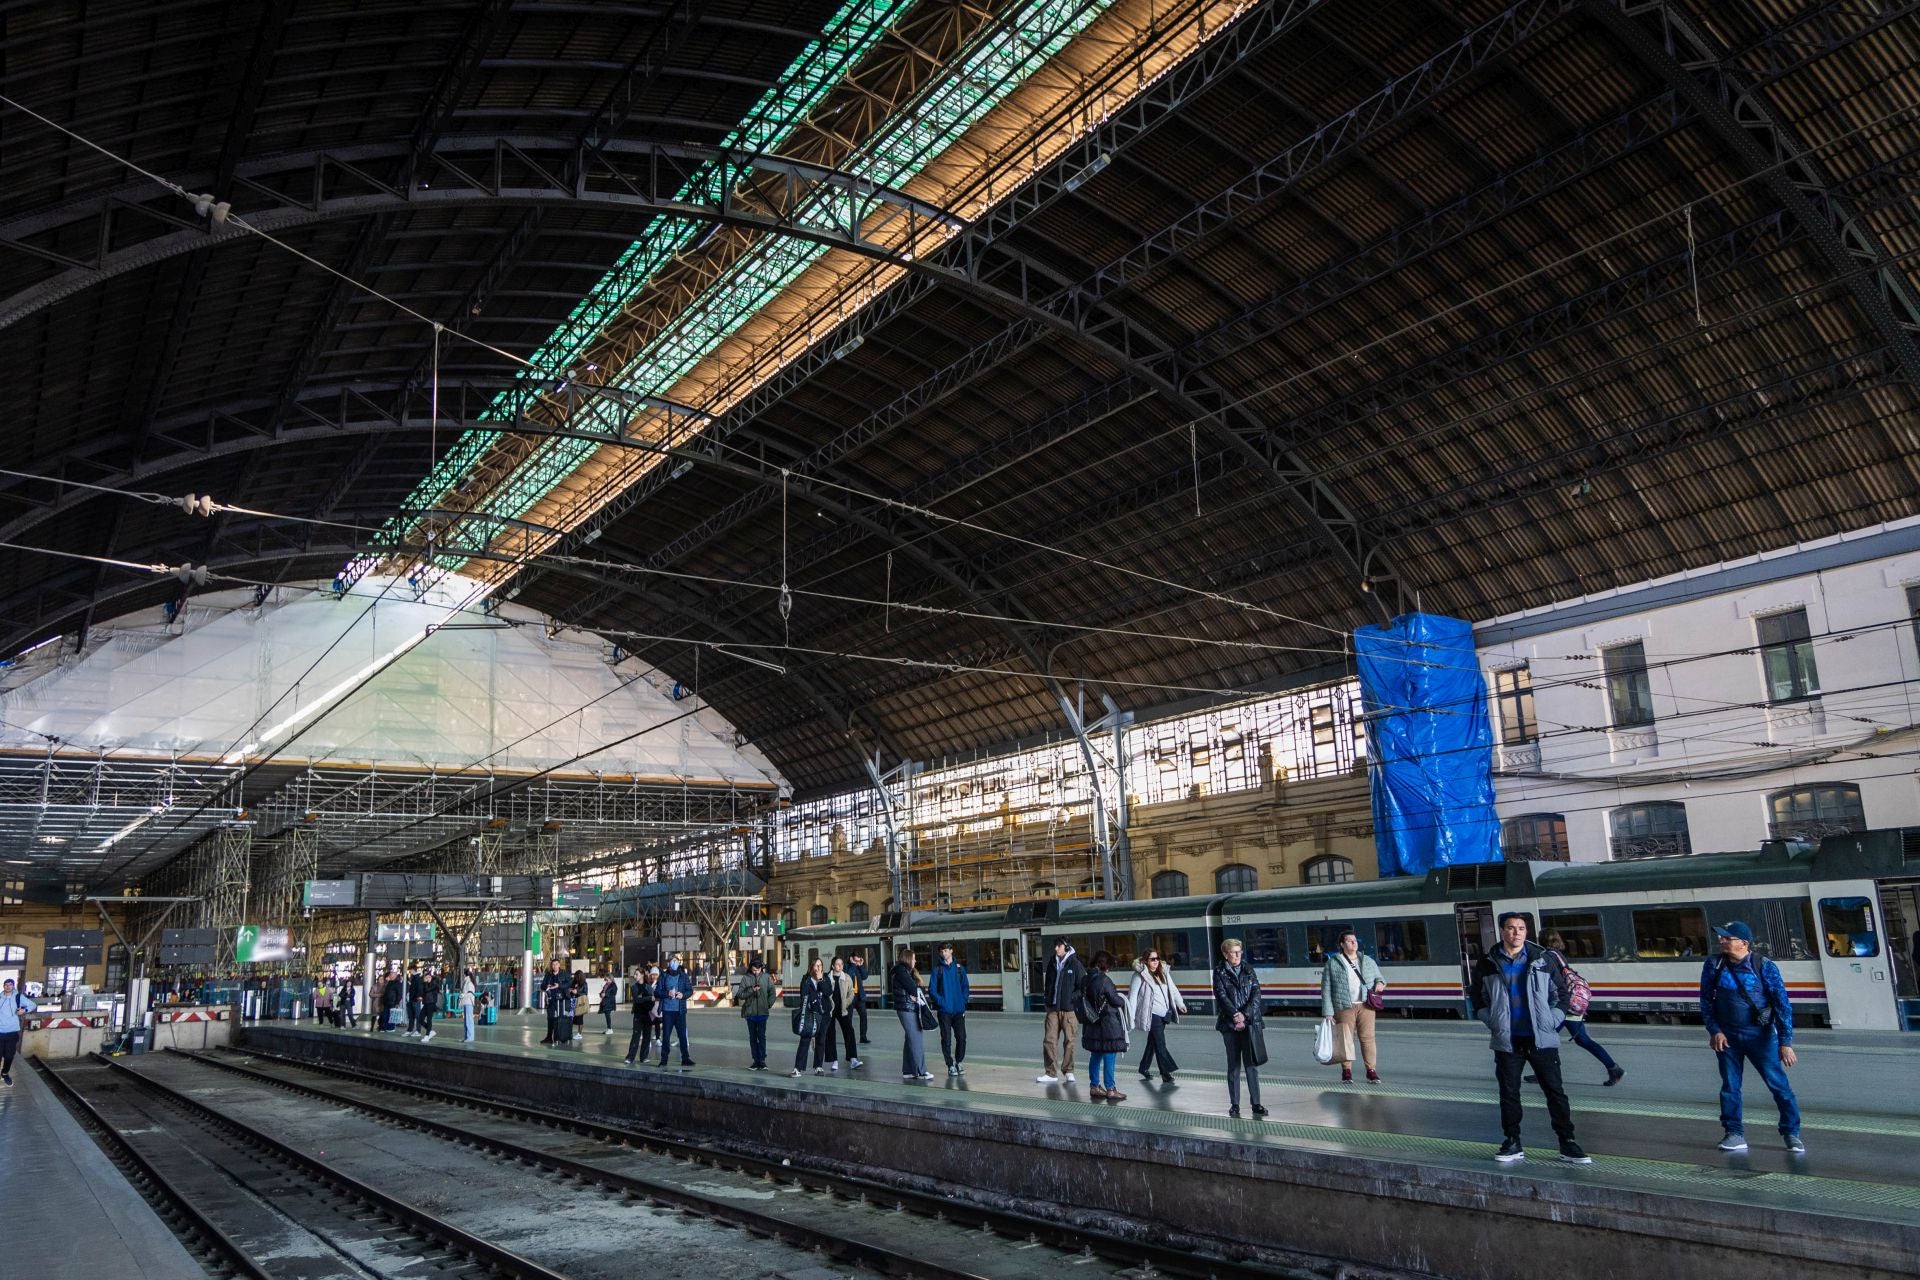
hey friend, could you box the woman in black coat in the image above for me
[1213,937,1268,1118]
[598,973,619,1034]
[1081,951,1129,1103]
[790,958,832,1077]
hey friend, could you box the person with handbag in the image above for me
[1699,921,1802,1153]
[1128,949,1186,1083]
[1320,928,1386,1084]
[891,945,935,1081]
[1081,951,1130,1102]
[790,957,833,1077]
[734,955,776,1071]
[623,965,659,1066]
[1212,938,1268,1119]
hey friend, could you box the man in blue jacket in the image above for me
[1,977,38,1086]
[928,942,971,1076]
[654,954,695,1067]
[1699,921,1802,1153]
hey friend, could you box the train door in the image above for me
[1875,879,1920,1030]
[998,932,1023,1011]
[1021,929,1046,1012]
[1454,903,1497,999]
[1809,881,1900,1030]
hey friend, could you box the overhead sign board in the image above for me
[302,879,357,908]
[234,925,292,964]
[44,928,103,964]
[478,922,527,956]
[375,923,436,943]
[738,921,783,940]
[158,928,217,967]
[554,882,604,908]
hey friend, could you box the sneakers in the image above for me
[1605,1066,1625,1087]
[1250,1104,1268,1117]
[1228,1106,1241,1118]
[954,1063,963,1075]
[420,1031,434,1043]
[1341,1066,1353,1083]
[789,1068,803,1078]
[623,1058,636,1066]
[1495,1138,1526,1163]
[1036,1073,1060,1084]
[1784,1133,1806,1154]
[1,1074,11,1087]
[849,1058,863,1070]
[1366,1070,1382,1084]
[904,1072,919,1080]
[813,1067,825,1076]
[947,1064,960,1076]
[603,1028,612,1036]
[826,1062,839,1072]
[916,1071,935,1080]
[1718,1132,1749,1152]
[1062,1073,1075,1083]
[1558,1141,1592,1165]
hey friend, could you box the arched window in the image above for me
[781,909,797,934]
[1609,801,1691,859]
[1302,856,1354,885]
[1768,784,1864,842]
[1215,863,1257,894]
[809,905,829,926]
[1501,814,1570,862]
[1150,871,1190,899]
[1032,881,1056,899]
[847,900,870,925]
[0,945,25,963]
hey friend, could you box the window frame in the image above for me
[1609,800,1691,860]
[1818,896,1879,958]
[0,945,25,963]
[1301,855,1354,885]
[1630,906,1710,959]
[1243,926,1288,967]
[847,901,870,925]
[809,905,829,926]
[1601,640,1655,728]
[1214,863,1258,894]
[1539,910,1606,961]
[1756,608,1820,703]
[1767,783,1865,843]
[1372,919,1430,964]
[1501,813,1570,862]
[1490,664,1538,745]
[1150,870,1190,899]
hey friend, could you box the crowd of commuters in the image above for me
[333,915,1817,1167]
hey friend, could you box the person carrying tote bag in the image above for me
[1320,927,1387,1084]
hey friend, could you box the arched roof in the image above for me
[4,0,1917,804]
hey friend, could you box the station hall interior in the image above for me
[2,2,1919,1278]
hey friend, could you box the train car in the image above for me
[781,827,1919,1028]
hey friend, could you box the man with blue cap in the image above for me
[1699,920,1802,1154]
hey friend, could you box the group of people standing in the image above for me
[372,963,481,1041]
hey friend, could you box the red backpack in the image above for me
[1554,951,1592,1017]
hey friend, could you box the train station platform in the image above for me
[0,1060,206,1280]
[237,1010,1920,1279]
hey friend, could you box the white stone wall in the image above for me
[1479,528,1920,862]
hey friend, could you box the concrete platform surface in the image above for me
[0,1058,207,1280]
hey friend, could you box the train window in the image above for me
[1631,908,1709,959]
[1305,925,1352,965]
[1373,920,1429,963]
[1819,897,1878,958]
[978,938,1002,972]
[1244,927,1287,966]
[1540,912,1605,960]
[1152,931,1193,968]
[1103,934,1138,967]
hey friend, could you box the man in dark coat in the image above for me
[379,968,403,1033]
[539,959,568,1046]
[405,965,426,1035]
[1038,939,1086,1085]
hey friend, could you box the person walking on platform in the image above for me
[1214,938,1267,1119]
[1,976,37,1086]
[539,959,568,1046]
[1700,921,1802,1154]
[826,956,862,1071]
[655,955,695,1066]
[791,958,832,1077]
[419,967,441,1043]
[928,943,970,1076]
[598,973,619,1034]
[380,968,404,1033]
[405,964,426,1036]
[460,968,477,1041]
[1321,928,1386,1085]
[625,966,659,1065]
[1129,948,1186,1083]
[1469,913,1590,1165]
[1528,933,1623,1087]
[735,956,775,1070]
[1082,951,1129,1102]
[892,945,934,1080]
[1038,939,1086,1085]
[848,953,870,1044]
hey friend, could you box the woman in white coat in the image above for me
[1128,948,1188,1083]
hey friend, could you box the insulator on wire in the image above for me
[173,563,210,585]
[176,494,215,517]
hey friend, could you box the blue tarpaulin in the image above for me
[1354,612,1499,876]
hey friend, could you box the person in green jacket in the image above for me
[735,955,778,1071]
[1320,928,1387,1084]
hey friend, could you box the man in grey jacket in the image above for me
[1468,913,1590,1165]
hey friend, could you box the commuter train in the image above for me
[782,827,1920,1030]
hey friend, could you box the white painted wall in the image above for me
[1478,528,1920,862]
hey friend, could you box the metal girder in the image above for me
[1584,0,1920,390]
[0,137,964,328]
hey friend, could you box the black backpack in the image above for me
[1075,979,1105,1027]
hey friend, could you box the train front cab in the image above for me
[1805,829,1919,1030]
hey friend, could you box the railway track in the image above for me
[36,1054,566,1279]
[179,1044,1314,1280]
